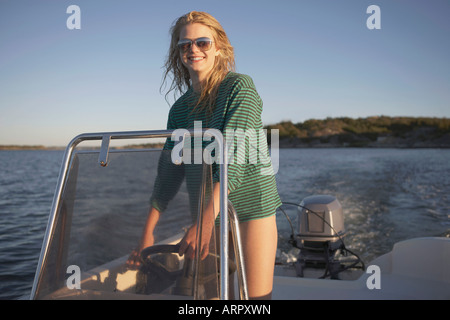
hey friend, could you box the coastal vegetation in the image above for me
[1,117,449,149]
[264,116,450,148]
[0,145,55,150]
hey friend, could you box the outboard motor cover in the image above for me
[297,195,345,243]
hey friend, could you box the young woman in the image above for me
[128,11,281,300]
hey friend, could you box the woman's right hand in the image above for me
[126,233,155,269]
[126,207,160,268]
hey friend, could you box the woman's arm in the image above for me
[126,206,161,267]
[139,206,162,250]
[178,182,221,260]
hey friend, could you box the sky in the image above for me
[0,0,449,146]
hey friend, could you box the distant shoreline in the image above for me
[276,138,450,149]
[0,145,64,151]
[0,143,164,151]
[1,144,449,150]
[2,140,449,151]
[266,116,450,149]
[2,116,449,150]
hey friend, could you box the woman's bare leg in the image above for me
[239,215,277,300]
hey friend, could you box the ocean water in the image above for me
[0,150,63,300]
[0,148,449,300]
[274,148,450,263]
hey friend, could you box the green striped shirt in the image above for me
[151,72,281,222]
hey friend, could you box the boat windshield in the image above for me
[32,144,220,300]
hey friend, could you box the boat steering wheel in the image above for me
[140,244,236,275]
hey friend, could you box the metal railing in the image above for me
[30,129,247,300]
[228,201,249,300]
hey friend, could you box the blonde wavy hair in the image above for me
[161,11,235,114]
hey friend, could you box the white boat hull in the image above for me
[273,237,450,299]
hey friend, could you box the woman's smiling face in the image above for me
[179,23,220,86]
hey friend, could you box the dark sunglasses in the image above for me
[177,37,214,52]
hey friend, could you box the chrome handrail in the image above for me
[30,129,243,300]
[228,201,249,300]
